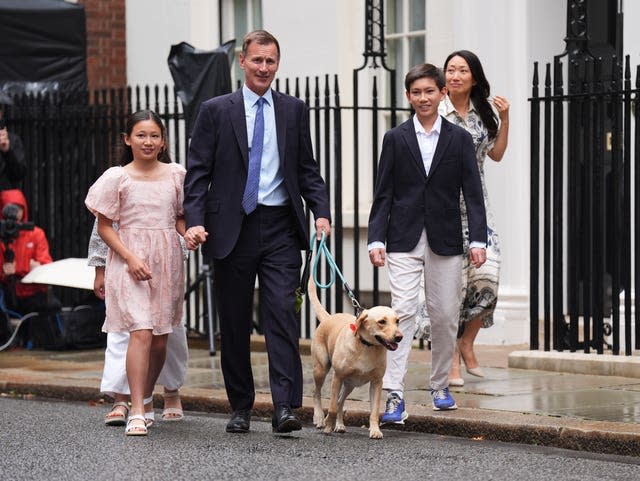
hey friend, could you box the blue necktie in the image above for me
[242,97,265,214]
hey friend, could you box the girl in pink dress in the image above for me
[85,110,187,436]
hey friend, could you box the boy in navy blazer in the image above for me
[367,63,487,421]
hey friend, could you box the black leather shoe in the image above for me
[271,405,302,433]
[226,410,250,433]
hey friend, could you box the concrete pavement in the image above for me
[0,336,639,457]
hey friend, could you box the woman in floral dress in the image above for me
[440,50,510,386]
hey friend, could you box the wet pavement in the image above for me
[1,337,639,456]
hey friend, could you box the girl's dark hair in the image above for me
[119,109,171,166]
[444,50,498,140]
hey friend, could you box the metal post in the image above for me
[202,263,216,356]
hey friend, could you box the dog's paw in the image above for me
[313,413,325,428]
[323,426,334,435]
[369,428,384,439]
[334,423,346,433]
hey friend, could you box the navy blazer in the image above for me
[367,116,487,256]
[184,89,331,259]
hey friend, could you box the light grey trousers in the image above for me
[383,230,462,392]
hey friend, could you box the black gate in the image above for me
[529,54,640,355]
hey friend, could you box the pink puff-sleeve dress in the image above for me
[85,163,186,335]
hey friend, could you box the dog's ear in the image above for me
[354,309,369,335]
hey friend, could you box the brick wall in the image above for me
[78,0,126,90]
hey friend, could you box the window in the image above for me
[221,0,263,87]
[385,0,426,108]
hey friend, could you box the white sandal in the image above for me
[125,415,148,436]
[144,411,155,427]
[104,401,129,426]
[162,390,184,421]
[144,396,155,427]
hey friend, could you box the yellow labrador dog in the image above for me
[309,276,402,439]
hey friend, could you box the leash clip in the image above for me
[311,231,365,316]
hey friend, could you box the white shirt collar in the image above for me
[412,113,442,135]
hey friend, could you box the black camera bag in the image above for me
[26,304,106,350]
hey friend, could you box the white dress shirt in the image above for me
[242,85,288,206]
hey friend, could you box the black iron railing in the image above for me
[530,54,640,355]
[2,74,410,340]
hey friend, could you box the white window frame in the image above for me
[221,0,263,87]
[384,0,427,121]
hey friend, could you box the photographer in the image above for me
[0,106,27,191]
[0,189,57,315]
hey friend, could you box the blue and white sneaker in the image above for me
[380,392,408,424]
[431,387,458,411]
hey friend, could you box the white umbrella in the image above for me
[21,258,94,291]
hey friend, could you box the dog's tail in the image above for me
[307,253,331,323]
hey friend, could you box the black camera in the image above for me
[0,204,34,255]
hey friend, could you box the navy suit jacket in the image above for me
[368,116,487,256]
[183,88,331,259]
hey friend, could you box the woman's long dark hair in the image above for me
[119,109,172,166]
[444,50,498,140]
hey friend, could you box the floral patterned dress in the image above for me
[85,163,186,335]
[440,97,501,329]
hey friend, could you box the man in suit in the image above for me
[367,63,487,422]
[183,30,331,434]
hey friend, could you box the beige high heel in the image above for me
[459,346,485,377]
[466,366,485,377]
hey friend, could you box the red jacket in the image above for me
[0,189,52,298]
